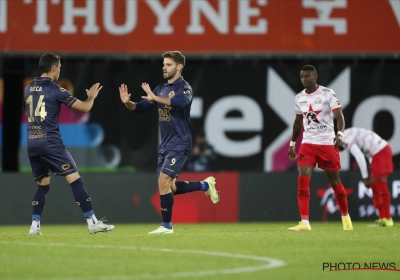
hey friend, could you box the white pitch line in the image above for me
[1,241,286,280]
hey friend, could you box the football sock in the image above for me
[174,181,203,195]
[70,178,93,214]
[301,220,310,225]
[298,175,311,220]
[332,181,349,216]
[85,211,99,226]
[32,184,50,220]
[370,182,381,216]
[160,192,173,229]
[31,219,40,229]
[376,181,391,219]
[201,181,209,191]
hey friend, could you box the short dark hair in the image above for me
[162,51,185,67]
[39,53,60,74]
[301,65,317,74]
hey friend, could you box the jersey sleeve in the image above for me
[349,144,369,179]
[170,84,192,108]
[55,86,77,107]
[294,95,302,115]
[329,89,341,111]
[177,84,192,101]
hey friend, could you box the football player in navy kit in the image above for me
[119,51,219,234]
[24,53,114,235]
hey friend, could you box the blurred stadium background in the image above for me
[1,0,400,224]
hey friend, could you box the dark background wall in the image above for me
[2,57,400,172]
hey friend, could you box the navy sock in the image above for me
[160,192,173,229]
[32,184,50,220]
[175,181,204,195]
[70,177,93,215]
[201,181,209,191]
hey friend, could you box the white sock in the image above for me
[301,219,310,225]
[86,215,99,226]
[31,220,40,228]
[342,214,350,218]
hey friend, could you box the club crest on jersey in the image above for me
[314,97,322,104]
[168,91,175,98]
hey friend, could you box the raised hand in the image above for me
[141,83,156,101]
[86,83,103,99]
[119,84,131,104]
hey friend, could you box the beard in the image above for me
[164,67,178,80]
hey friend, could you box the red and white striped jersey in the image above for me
[295,85,341,145]
[342,127,388,157]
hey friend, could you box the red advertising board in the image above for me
[151,172,239,223]
[1,0,399,53]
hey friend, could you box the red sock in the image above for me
[298,175,311,220]
[370,182,383,218]
[376,181,391,219]
[370,183,381,211]
[332,181,349,216]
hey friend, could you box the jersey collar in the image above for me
[34,77,52,82]
[166,76,183,85]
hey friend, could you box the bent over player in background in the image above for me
[119,51,219,234]
[340,127,394,227]
[287,65,353,231]
[24,53,114,235]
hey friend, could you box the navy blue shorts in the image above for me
[29,149,78,181]
[157,149,188,178]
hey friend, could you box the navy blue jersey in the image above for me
[23,77,77,156]
[136,77,193,154]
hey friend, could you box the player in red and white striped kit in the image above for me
[340,127,394,227]
[287,65,353,231]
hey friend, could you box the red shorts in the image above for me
[371,145,393,178]
[297,144,341,171]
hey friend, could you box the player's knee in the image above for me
[65,172,81,184]
[330,179,340,187]
[38,176,51,186]
[158,180,169,191]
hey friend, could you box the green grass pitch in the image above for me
[1,222,399,280]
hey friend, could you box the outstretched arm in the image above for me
[288,114,303,161]
[71,83,102,113]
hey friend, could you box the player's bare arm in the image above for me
[71,83,102,113]
[119,84,136,110]
[333,109,345,148]
[141,82,171,106]
[288,114,303,161]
